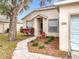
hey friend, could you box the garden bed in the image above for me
[28,37,68,58]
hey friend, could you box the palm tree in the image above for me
[0,0,52,41]
[0,0,32,41]
[40,0,52,7]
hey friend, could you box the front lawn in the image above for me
[0,33,32,59]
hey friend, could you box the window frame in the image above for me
[26,20,34,28]
[48,19,58,33]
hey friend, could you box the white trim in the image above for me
[54,0,79,6]
[35,6,55,11]
[25,14,48,21]
[29,14,48,21]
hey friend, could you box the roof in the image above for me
[54,0,79,6]
[0,20,23,24]
[0,20,9,23]
[0,15,9,23]
[21,0,79,20]
[22,5,56,20]
[35,5,56,11]
[0,15,23,24]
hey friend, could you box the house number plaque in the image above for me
[61,22,67,25]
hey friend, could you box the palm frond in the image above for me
[17,0,32,14]
[0,0,11,17]
[47,0,52,3]
[39,0,52,7]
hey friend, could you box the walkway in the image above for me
[12,37,79,59]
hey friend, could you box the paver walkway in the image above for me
[12,37,63,59]
[12,37,79,59]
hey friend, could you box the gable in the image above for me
[24,8,58,21]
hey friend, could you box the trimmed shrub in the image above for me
[31,39,38,43]
[44,41,49,44]
[39,45,45,49]
[32,43,38,47]
[46,36,53,42]
[6,28,9,33]
[44,37,53,44]
[48,39,53,42]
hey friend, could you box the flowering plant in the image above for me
[40,32,47,37]
[36,32,47,42]
[36,36,41,40]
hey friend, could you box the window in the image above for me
[48,19,58,32]
[26,20,33,28]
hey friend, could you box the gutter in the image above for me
[54,0,79,6]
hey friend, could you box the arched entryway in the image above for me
[33,14,47,36]
[37,18,43,34]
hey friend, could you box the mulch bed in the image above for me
[27,37,68,58]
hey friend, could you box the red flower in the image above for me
[40,32,47,37]
[36,36,41,40]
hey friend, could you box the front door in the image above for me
[37,18,43,34]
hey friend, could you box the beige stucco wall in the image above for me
[0,22,9,33]
[0,23,4,33]
[0,22,23,33]
[23,8,59,36]
[4,23,9,32]
[59,3,79,51]
[17,23,23,32]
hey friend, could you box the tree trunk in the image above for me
[9,8,17,41]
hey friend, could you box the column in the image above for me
[34,18,38,36]
[43,18,48,34]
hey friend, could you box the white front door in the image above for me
[71,15,79,51]
[37,18,43,34]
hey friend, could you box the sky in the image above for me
[17,0,40,20]
[17,0,58,20]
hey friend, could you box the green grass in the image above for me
[0,33,32,59]
[0,34,8,40]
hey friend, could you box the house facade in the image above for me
[23,0,79,54]
[23,7,59,37]
[55,0,79,54]
[0,16,23,33]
